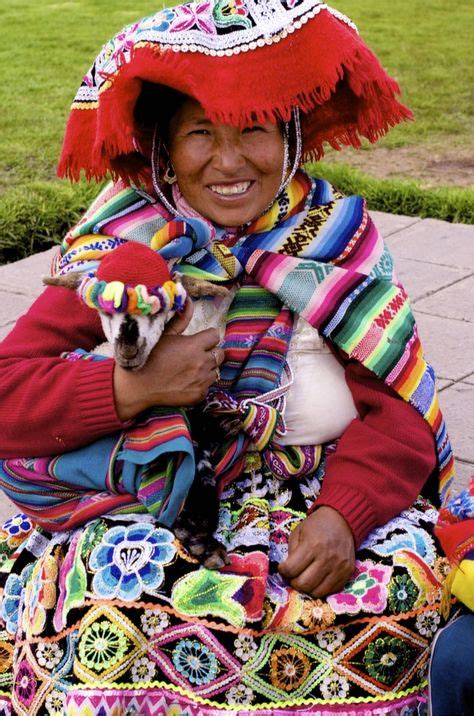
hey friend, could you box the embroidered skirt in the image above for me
[0,460,449,715]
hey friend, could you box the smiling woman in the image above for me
[0,1,457,715]
[168,98,286,226]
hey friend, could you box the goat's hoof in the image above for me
[203,546,230,570]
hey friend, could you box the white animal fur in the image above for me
[43,273,236,370]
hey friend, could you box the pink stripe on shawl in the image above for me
[103,205,163,236]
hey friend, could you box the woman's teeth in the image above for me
[209,181,251,196]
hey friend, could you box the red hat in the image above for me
[96,242,171,287]
[58,1,411,184]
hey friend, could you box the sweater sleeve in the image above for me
[0,286,124,457]
[311,360,437,547]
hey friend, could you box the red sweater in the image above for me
[0,286,436,545]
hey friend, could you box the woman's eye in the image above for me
[188,128,210,136]
[242,125,264,134]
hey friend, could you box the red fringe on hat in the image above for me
[58,9,412,184]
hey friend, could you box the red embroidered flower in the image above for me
[221,551,268,621]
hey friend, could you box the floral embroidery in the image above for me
[0,542,10,568]
[226,683,255,705]
[221,550,267,621]
[364,636,413,685]
[140,609,170,636]
[35,642,63,669]
[388,573,419,613]
[1,573,23,635]
[15,660,36,707]
[316,627,345,653]
[433,557,451,583]
[301,598,335,628]
[78,619,129,672]
[139,8,175,34]
[327,560,391,615]
[170,2,216,34]
[23,553,58,636]
[234,633,257,661]
[270,646,311,691]
[320,672,350,699]
[80,519,108,558]
[0,640,13,674]
[171,568,246,626]
[90,524,176,601]
[45,690,66,715]
[3,514,32,538]
[416,610,441,637]
[214,0,253,30]
[131,656,157,683]
[172,639,219,685]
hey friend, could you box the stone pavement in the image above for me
[0,211,473,523]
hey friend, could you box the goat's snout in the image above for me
[119,315,140,346]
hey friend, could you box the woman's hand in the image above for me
[278,506,355,598]
[113,298,225,420]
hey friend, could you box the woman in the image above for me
[0,2,456,714]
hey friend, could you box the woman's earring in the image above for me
[163,160,177,185]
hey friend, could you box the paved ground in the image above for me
[0,211,472,523]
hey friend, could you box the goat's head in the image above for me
[44,243,187,370]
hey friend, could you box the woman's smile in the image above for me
[168,98,285,227]
[207,180,253,197]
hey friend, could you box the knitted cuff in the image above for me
[76,359,125,437]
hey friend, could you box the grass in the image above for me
[0,0,473,263]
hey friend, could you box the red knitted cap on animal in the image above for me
[58,0,412,184]
[96,242,172,287]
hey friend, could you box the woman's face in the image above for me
[168,98,285,227]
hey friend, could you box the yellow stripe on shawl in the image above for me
[397,343,426,399]
[251,178,307,233]
[63,234,113,263]
[150,225,170,251]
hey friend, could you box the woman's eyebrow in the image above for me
[184,115,212,126]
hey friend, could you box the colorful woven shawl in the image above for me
[0,172,456,535]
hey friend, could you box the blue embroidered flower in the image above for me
[138,8,175,34]
[172,639,218,685]
[90,523,176,601]
[1,564,33,635]
[3,513,32,537]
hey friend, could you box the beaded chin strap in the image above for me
[149,107,303,220]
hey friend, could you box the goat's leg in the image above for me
[179,275,230,298]
[173,443,229,570]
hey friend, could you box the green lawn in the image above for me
[1,0,473,261]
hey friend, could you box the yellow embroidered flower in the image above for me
[301,599,336,628]
[23,553,58,637]
[0,640,13,674]
[270,646,311,692]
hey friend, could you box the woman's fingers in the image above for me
[164,297,194,334]
[278,507,356,597]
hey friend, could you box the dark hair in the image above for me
[134,82,188,145]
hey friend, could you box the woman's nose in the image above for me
[211,136,246,174]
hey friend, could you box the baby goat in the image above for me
[45,241,232,568]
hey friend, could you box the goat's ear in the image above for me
[42,272,84,290]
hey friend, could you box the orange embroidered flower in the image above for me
[270,646,311,691]
[301,599,335,628]
[0,641,13,674]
